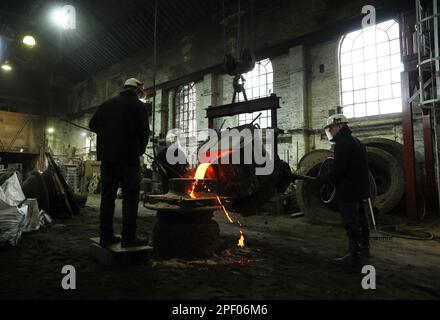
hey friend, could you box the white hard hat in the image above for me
[123,78,145,90]
[325,113,348,129]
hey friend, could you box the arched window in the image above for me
[339,19,403,118]
[238,58,273,128]
[175,82,196,137]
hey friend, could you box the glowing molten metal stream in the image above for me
[188,162,245,248]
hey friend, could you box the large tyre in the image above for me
[296,149,377,225]
[362,137,425,216]
[366,146,405,215]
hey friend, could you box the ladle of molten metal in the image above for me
[188,162,245,248]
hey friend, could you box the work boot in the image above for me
[121,236,148,248]
[359,244,370,259]
[100,235,121,247]
[334,240,361,267]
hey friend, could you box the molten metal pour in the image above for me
[188,163,245,248]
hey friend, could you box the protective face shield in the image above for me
[325,127,334,142]
[324,113,348,143]
[137,90,147,101]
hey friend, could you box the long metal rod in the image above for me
[416,0,425,105]
[367,198,377,230]
[152,0,158,157]
[433,0,440,209]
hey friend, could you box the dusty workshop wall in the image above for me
[45,116,94,159]
[64,0,418,168]
[68,0,406,113]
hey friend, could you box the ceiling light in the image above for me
[50,6,76,30]
[22,35,36,48]
[1,63,12,72]
[47,127,55,134]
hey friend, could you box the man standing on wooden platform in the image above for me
[89,78,150,247]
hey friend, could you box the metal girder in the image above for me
[206,94,280,125]
[401,71,418,219]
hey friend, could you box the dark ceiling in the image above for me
[0,0,220,83]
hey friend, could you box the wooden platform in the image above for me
[89,237,153,265]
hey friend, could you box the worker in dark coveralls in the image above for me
[316,114,370,265]
[89,78,150,247]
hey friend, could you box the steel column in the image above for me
[422,109,437,206]
[401,71,418,219]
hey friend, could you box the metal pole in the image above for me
[152,0,158,157]
[433,0,440,209]
[416,0,425,105]
[367,198,377,230]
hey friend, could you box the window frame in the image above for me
[338,19,404,119]
[237,58,274,128]
[174,82,197,138]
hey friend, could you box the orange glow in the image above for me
[216,196,233,223]
[194,163,211,179]
[189,163,211,199]
[237,230,245,248]
[189,162,246,248]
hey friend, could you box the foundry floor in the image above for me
[1,194,440,299]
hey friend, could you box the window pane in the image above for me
[377,42,390,57]
[341,78,353,92]
[340,52,352,65]
[366,87,378,102]
[354,90,366,103]
[260,117,268,129]
[352,62,364,77]
[380,98,401,114]
[354,103,366,117]
[341,65,352,79]
[392,83,401,98]
[367,101,379,116]
[364,45,376,60]
[353,76,365,90]
[379,85,392,99]
[352,49,364,63]
[365,73,378,87]
[390,39,400,54]
[363,29,376,46]
[343,105,354,118]
[377,56,391,71]
[364,59,378,74]
[376,29,389,43]
[353,37,364,49]
[378,70,391,85]
[342,91,354,105]
[341,37,353,53]
[390,53,402,68]
[391,68,402,83]
[387,22,400,40]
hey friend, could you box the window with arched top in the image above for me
[339,19,404,118]
[175,82,197,137]
[238,58,273,128]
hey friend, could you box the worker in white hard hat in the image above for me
[123,78,147,100]
[316,113,371,267]
[89,78,150,248]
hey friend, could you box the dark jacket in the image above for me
[89,90,150,165]
[318,126,370,203]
